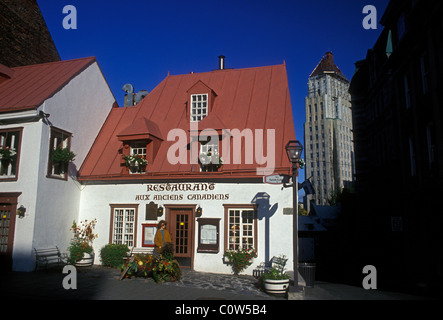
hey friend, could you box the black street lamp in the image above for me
[285,140,304,293]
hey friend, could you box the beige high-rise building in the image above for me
[304,52,355,206]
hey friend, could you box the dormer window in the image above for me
[117,116,163,176]
[191,94,208,122]
[128,141,147,174]
[199,136,222,172]
[187,80,216,122]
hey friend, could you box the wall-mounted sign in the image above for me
[263,174,290,184]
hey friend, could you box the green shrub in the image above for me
[68,238,93,264]
[100,243,130,268]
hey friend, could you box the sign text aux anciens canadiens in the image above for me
[135,183,230,201]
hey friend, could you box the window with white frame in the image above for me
[199,137,220,171]
[128,141,147,174]
[226,207,256,251]
[47,127,72,179]
[111,206,136,247]
[191,94,208,122]
[0,129,22,179]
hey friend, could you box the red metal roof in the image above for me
[0,57,96,113]
[78,64,296,181]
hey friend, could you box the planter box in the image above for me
[75,251,94,267]
[263,279,290,295]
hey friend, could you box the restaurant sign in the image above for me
[135,183,229,201]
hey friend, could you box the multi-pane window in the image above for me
[227,208,256,251]
[191,94,208,122]
[199,137,220,172]
[0,129,21,179]
[129,141,147,174]
[112,207,136,247]
[48,127,72,179]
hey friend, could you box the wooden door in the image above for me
[168,208,194,267]
[0,203,16,270]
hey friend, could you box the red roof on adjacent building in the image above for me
[78,63,296,181]
[0,57,96,113]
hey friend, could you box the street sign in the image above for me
[263,174,290,184]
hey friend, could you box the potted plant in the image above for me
[260,255,290,295]
[224,246,257,275]
[68,218,98,267]
[199,151,223,170]
[51,147,76,173]
[123,154,148,172]
[120,243,182,283]
[0,146,16,162]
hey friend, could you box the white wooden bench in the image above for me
[120,247,154,280]
[34,246,68,270]
[126,247,154,258]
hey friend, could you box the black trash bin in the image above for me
[299,262,316,288]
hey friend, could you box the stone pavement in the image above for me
[0,265,433,301]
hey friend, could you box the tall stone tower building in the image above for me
[304,52,355,206]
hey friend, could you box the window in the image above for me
[199,136,220,172]
[420,55,430,95]
[397,14,405,41]
[224,205,257,251]
[408,137,416,176]
[426,125,436,167]
[403,75,411,109]
[129,141,147,174]
[0,128,22,180]
[191,94,208,122]
[47,127,72,179]
[110,205,138,247]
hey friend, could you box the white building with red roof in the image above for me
[1,56,299,274]
[77,59,298,274]
[0,57,116,271]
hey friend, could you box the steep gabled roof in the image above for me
[310,52,348,82]
[0,57,96,113]
[78,63,296,181]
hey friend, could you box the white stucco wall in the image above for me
[79,182,295,275]
[0,121,42,271]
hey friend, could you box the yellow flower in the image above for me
[138,260,143,266]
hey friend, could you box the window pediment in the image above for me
[117,117,163,141]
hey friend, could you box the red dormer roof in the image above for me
[0,57,97,113]
[78,63,296,182]
[310,52,348,82]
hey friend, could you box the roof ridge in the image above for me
[11,56,96,70]
[167,63,286,78]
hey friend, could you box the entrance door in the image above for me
[0,203,16,271]
[168,208,194,268]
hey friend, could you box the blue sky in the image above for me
[37,0,388,185]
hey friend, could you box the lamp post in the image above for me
[285,140,303,293]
